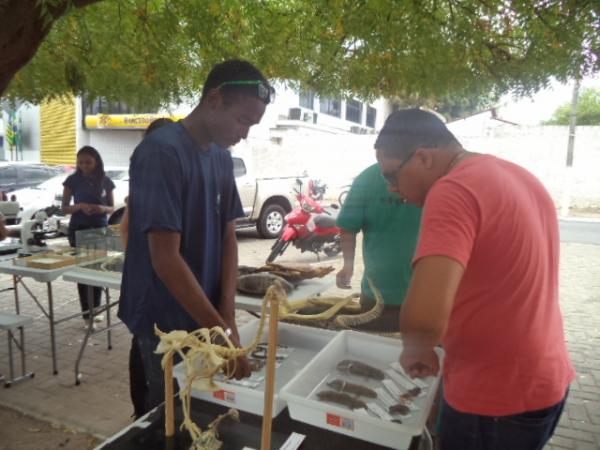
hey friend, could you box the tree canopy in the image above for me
[543,87,600,125]
[2,0,599,110]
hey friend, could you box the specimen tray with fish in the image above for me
[280,330,444,449]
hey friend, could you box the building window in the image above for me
[366,106,377,128]
[299,90,315,109]
[346,99,363,124]
[83,96,153,115]
[320,96,341,117]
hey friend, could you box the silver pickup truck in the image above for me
[232,156,307,239]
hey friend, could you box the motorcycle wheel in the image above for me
[323,240,342,257]
[266,239,289,263]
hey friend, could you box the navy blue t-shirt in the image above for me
[63,172,115,229]
[118,122,244,336]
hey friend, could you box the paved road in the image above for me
[560,219,600,245]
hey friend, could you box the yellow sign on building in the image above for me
[85,114,184,130]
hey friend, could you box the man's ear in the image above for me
[204,88,223,109]
[415,148,435,169]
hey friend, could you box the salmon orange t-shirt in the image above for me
[414,155,575,416]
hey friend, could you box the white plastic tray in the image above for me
[280,330,444,449]
[173,319,336,417]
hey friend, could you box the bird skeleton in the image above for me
[155,282,287,449]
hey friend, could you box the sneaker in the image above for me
[93,314,104,323]
[83,320,96,332]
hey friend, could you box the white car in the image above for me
[11,174,66,219]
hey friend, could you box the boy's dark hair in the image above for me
[375,109,461,159]
[144,117,173,137]
[76,145,105,192]
[201,59,272,105]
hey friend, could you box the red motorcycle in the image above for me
[266,181,341,263]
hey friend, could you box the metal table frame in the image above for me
[0,259,93,375]
[62,270,122,385]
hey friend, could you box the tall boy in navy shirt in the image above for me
[119,60,274,413]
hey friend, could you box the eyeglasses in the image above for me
[217,79,276,103]
[381,151,416,188]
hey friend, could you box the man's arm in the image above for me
[336,229,357,289]
[148,228,251,379]
[148,230,227,329]
[399,255,464,378]
[218,221,239,334]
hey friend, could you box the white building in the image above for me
[1,84,392,171]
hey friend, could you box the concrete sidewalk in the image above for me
[0,235,598,449]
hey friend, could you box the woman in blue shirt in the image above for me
[62,146,115,326]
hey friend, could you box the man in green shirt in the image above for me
[336,163,422,332]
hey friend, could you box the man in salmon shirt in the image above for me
[375,108,574,450]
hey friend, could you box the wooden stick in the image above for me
[261,291,280,450]
[165,354,175,438]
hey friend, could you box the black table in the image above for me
[96,397,422,450]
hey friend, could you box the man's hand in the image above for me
[78,203,95,215]
[226,334,251,380]
[232,354,252,380]
[399,347,439,378]
[336,266,353,289]
[89,204,105,215]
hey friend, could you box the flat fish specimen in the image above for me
[400,387,421,402]
[236,273,294,296]
[317,390,367,410]
[327,378,377,398]
[248,358,266,372]
[336,359,385,381]
[389,403,411,416]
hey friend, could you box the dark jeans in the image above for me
[68,228,102,319]
[135,334,180,415]
[77,284,102,320]
[129,336,147,419]
[440,392,568,450]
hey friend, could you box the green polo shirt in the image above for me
[336,164,422,305]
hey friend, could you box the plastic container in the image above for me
[280,330,444,449]
[173,319,336,417]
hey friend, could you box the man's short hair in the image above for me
[201,59,272,105]
[375,108,460,159]
[144,117,173,137]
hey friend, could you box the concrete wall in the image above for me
[237,122,600,210]
[447,121,600,210]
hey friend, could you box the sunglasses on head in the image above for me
[217,79,276,103]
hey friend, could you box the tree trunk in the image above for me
[0,0,103,97]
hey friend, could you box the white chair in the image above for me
[0,312,35,387]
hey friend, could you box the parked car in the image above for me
[0,162,62,193]
[232,156,308,238]
[52,158,306,239]
[11,174,67,220]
